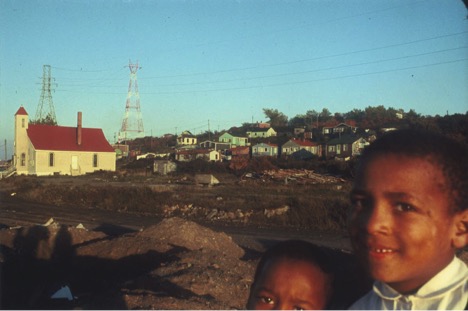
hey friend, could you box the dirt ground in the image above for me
[0,216,366,310]
[1,173,466,310]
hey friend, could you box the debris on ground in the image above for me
[242,169,346,184]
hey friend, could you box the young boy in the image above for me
[348,129,468,309]
[246,240,335,310]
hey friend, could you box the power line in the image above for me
[54,43,467,93]
[141,31,468,80]
[56,57,467,95]
[141,58,468,95]
[143,46,468,88]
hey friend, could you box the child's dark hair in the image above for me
[250,240,335,307]
[252,240,334,283]
[358,129,468,212]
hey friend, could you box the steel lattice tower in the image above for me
[35,65,58,124]
[119,60,144,142]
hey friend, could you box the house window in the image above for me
[343,144,348,152]
[22,118,25,128]
[93,154,98,167]
[21,153,26,166]
[328,146,335,152]
[264,148,268,152]
[49,153,55,167]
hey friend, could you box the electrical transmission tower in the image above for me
[119,60,144,142]
[35,64,58,124]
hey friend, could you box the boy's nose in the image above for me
[362,204,391,235]
[275,302,289,310]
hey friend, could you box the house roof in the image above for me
[290,139,318,147]
[327,134,362,145]
[177,149,218,155]
[291,149,315,160]
[247,127,274,133]
[322,121,357,128]
[15,106,28,116]
[27,124,114,152]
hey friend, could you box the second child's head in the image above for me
[247,240,334,310]
[349,129,468,294]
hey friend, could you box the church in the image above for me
[14,106,116,176]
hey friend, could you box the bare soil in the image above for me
[1,173,465,309]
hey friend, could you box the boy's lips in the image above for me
[365,243,398,258]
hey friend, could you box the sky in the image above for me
[1,0,467,158]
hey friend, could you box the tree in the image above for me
[320,108,333,122]
[30,113,57,126]
[263,108,288,127]
[344,108,365,123]
[288,114,308,128]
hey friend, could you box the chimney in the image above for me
[77,112,82,146]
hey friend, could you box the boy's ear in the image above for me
[452,210,468,249]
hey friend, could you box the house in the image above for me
[252,143,278,157]
[325,135,367,159]
[246,127,277,139]
[218,132,249,147]
[281,139,321,157]
[175,149,221,162]
[199,140,231,151]
[112,143,129,159]
[177,130,197,146]
[322,122,358,135]
[14,107,116,176]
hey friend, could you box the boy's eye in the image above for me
[395,202,416,212]
[259,296,274,304]
[293,306,305,311]
[350,197,369,211]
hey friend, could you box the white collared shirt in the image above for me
[349,256,468,310]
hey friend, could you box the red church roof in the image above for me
[15,106,28,116]
[27,124,114,152]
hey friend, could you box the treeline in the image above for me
[128,105,468,152]
[262,106,468,145]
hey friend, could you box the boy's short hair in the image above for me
[252,240,334,283]
[357,129,468,212]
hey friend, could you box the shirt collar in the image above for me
[373,256,467,300]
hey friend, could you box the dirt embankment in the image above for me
[0,217,365,310]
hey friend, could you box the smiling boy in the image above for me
[348,129,468,309]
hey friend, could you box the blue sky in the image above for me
[1,0,467,157]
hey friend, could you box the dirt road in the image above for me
[0,191,353,252]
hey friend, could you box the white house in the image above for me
[218,132,249,147]
[177,130,198,146]
[14,106,116,176]
[175,149,221,162]
[246,127,277,138]
[252,143,278,157]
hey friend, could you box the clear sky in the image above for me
[1,0,467,157]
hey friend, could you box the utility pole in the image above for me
[119,60,144,142]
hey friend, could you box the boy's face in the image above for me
[349,154,463,294]
[247,257,331,310]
